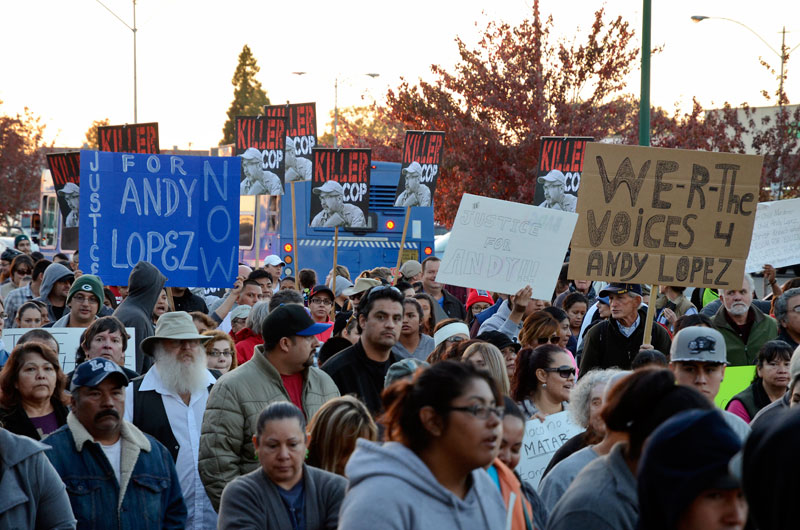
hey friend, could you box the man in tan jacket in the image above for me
[198,304,340,509]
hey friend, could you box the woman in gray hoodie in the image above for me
[339,360,507,530]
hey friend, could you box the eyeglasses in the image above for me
[446,336,465,343]
[72,294,99,305]
[310,297,333,306]
[209,349,232,357]
[14,268,32,275]
[543,366,576,379]
[448,404,505,420]
[537,335,561,345]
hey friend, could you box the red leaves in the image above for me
[0,104,48,218]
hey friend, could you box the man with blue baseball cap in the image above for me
[44,357,186,528]
[199,303,340,509]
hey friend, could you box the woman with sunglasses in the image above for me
[0,255,34,301]
[339,360,506,529]
[512,344,575,419]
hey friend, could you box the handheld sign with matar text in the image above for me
[436,194,578,300]
[97,122,160,154]
[235,115,287,196]
[309,148,371,229]
[516,411,584,490]
[568,144,763,288]
[534,136,593,213]
[394,130,444,208]
[79,150,240,288]
[264,102,316,182]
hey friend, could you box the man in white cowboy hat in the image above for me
[538,169,577,212]
[57,182,80,227]
[239,147,283,196]
[394,161,432,207]
[310,180,366,228]
[123,311,218,530]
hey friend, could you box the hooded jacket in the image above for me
[0,428,75,529]
[34,262,74,323]
[112,262,166,373]
[338,439,506,530]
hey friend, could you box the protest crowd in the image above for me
[1,125,799,530]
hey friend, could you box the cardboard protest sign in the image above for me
[264,102,316,182]
[79,150,240,288]
[436,194,578,299]
[516,411,584,489]
[97,122,160,154]
[715,365,757,409]
[393,130,445,207]
[569,144,763,288]
[2,327,136,374]
[745,198,800,272]
[46,152,81,251]
[534,136,593,213]
[235,116,286,196]
[309,148,370,228]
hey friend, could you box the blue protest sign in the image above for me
[79,150,241,288]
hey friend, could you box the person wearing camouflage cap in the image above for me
[668,326,750,441]
[239,147,283,196]
[310,180,366,228]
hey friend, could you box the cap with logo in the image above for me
[14,234,30,247]
[598,283,643,298]
[310,284,334,300]
[312,181,344,196]
[262,304,332,344]
[670,327,727,364]
[140,311,213,356]
[70,357,129,391]
[67,274,104,307]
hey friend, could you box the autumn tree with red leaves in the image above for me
[0,102,48,219]
[381,1,642,224]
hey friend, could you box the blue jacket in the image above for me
[45,412,186,530]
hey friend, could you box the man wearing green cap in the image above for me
[14,234,32,255]
[50,274,104,328]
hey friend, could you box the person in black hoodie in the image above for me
[112,261,166,373]
[743,408,800,530]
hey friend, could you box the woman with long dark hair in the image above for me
[726,340,793,423]
[339,360,507,529]
[512,344,574,419]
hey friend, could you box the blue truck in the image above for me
[239,161,435,280]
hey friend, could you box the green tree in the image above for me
[220,44,270,145]
[83,118,110,149]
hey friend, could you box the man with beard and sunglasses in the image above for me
[199,303,339,510]
[124,311,217,530]
[711,274,778,366]
[44,357,186,529]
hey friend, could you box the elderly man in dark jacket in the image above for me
[579,283,671,375]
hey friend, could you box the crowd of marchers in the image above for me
[1,232,800,529]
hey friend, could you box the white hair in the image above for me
[153,342,209,396]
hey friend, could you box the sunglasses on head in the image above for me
[543,365,576,379]
[365,285,401,301]
[537,335,561,345]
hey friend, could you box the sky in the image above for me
[1,0,798,151]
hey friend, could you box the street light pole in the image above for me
[96,0,138,123]
[692,16,800,198]
[639,0,651,147]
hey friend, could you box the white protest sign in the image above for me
[745,198,800,273]
[515,410,584,490]
[3,327,136,374]
[436,194,578,299]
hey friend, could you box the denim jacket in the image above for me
[45,412,186,530]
